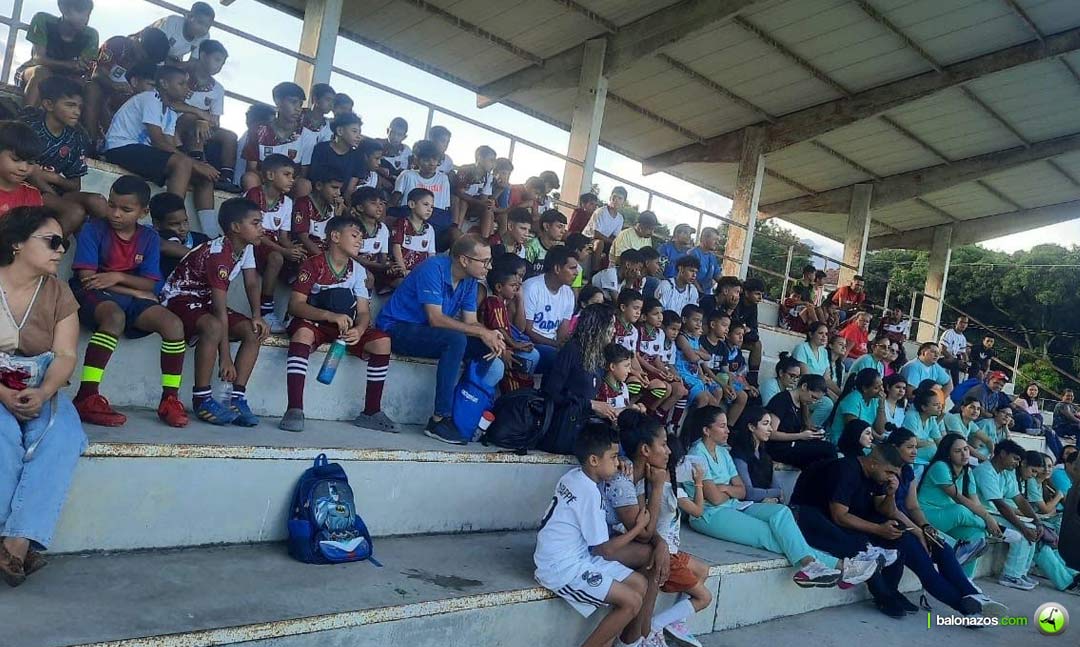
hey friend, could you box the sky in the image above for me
[2,0,1077,259]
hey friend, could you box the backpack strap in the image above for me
[313,453,329,468]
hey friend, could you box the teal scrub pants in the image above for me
[690,502,838,569]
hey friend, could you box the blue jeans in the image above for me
[387,322,505,418]
[513,347,541,375]
[0,394,87,550]
[534,344,558,375]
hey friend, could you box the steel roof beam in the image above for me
[852,0,942,72]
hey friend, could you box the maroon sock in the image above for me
[160,339,186,398]
[364,353,390,415]
[286,342,311,410]
[671,399,688,426]
[653,407,670,423]
[76,331,118,401]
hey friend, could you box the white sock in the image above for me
[197,209,219,237]
[651,598,695,632]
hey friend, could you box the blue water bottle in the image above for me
[317,339,347,384]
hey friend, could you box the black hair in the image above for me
[311,83,335,101]
[853,274,865,282]
[642,297,663,316]
[429,125,451,140]
[125,61,159,85]
[199,39,227,59]
[156,65,187,83]
[492,250,526,276]
[58,0,93,12]
[838,419,872,458]
[918,341,938,355]
[743,277,765,293]
[0,120,44,161]
[110,175,151,207]
[619,248,644,266]
[308,165,346,185]
[138,27,170,64]
[351,186,388,205]
[774,352,800,378]
[407,187,434,203]
[39,75,84,103]
[675,254,701,270]
[679,304,700,321]
[357,138,384,157]
[246,103,275,123]
[539,209,568,227]
[576,285,604,310]
[0,207,61,266]
[190,1,215,18]
[573,420,619,466]
[662,309,682,328]
[680,405,725,453]
[616,288,643,307]
[331,112,361,132]
[324,215,360,237]
[883,372,908,405]
[667,433,688,496]
[911,387,938,414]
[272,81,306,103]
[543,244,578,274]
[334,93,355,109]
[486,264,520,291]
[565,232,591,252]
[871,443,906,469]
[260,153,295,175]
[993,439,1025,458]
[706,309,731,326]
[717,275,741,291]
[610,186,628,198]
[798,373,827,393]
[815,270,826,279]
[475,145,496,159]
[148,192,187,221]
[801,264,816,275]
[617,409,663,461]
[412,139,439,160]
[217,197,260,233]
[919,432,973,492]
[494,157,513,171]
[639,246,660,262]
[580,192,599,205]
[729,405,771,468]
[507,207,532,226]
[805,320,829,342]
[885,426,916,449]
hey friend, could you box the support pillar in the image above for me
[839,184,873,286]
[294,0,343,90]
[560,39,608,215]
[916,224,954,342]
[722,127,766,279]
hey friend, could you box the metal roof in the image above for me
[263,0,1080,247]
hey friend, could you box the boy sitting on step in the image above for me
[534,422,653,647]
[279,216,396,434]
[159,197,268,426]
[245,153,304,333]
[70,175,189,428]
[389,187,436,278]
[292,171,346,256]
[150,191,208,280]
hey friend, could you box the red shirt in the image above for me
[568,207,592,234]
[840,323,870,360]
[832,285,866,310]
[0,183,44,217]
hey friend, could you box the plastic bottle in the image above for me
[317,339,348,385]
[473,410,495,441]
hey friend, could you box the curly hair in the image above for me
[572,303,615,373]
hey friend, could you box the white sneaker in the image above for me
[793,560,841,588]
[867,545,899,566]
[998,575,1036,591]
[973,594,1008,616]
[263,311,287,333]
[663,621,702,647]
[1020,574,1040,588]
[840,556,880,587]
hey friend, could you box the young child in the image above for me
[614,289,682,423]
[174,39,240,190]
[158,197,268,426]
[488,206,531,259]
[379,117,411,181]
[0,121,46,218]
[598,343,647,417]
[149,1,214,62]
[524,209,567,279]
[480,265,540,392]
[391,139,451,231]
[150,191,209,279]
[301,83,336,143]
[292,171,346,256]
[332,93,354,122]
[675,305,722,410]
[568,192,600,234]
[618,412,713,646]
[240,82,316,191]
[428,125,454,175]
[83,26,170,145]
[354,138,385,190]
[533,422,651,647]
[102,65,219,232]
[350,186,392,290]
[308,112,363,202]
[705,315,752,425]
[15,0,98,108]
[69,175,188,428]
[490,157,514,225]
[245,153,303,332]
[280,216,397,433]
[656,255,700,315]
[234,103,275,185]
[699,310,732,392]
[454,145,497,236]
[638,299,689,428]
[22,75,90,196]
[390,187,436,277]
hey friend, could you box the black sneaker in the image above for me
[214,180,243,194]
[424,417,465,445]
[894,593,919,614]
[874,597,906,619]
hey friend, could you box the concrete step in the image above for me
[54,410,574,553]
[3,530,945,647]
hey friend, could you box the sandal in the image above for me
[23,549,47,577]
[0,543,26,587]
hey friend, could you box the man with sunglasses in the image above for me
[376,235,506,445]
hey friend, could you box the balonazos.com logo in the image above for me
[929,613,1029,628]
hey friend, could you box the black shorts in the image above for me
[104,144,175,186]
[72,285,163,339]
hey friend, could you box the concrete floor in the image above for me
[703,579,1080,646]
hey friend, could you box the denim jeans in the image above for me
[534,344,558,375]
[386,322,505,417]
[0,394,87,550]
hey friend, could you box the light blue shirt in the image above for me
[376,256,478,330]
[902,409,943,465]
[830,392,880,443]
[684,441,739,511]
[900,359,951,389]
[793,342,830,376]
[849,354,885,378]
[690,247,720,295]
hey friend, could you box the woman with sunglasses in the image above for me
[757,352,801,407]
[0,207,85,587]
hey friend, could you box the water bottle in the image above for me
[473,410,495,442]
[317,339,348,385]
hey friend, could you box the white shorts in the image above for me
[548,555,634,618]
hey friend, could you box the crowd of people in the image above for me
[0,4,1078,647]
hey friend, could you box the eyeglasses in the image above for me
[465,255,493,268]
[31,234,66,251]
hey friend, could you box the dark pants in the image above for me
[938,358,964,390]
[1012,409,1042,433]
[387,322,504,418]
[795,506,977,611]
[766,439,836,470]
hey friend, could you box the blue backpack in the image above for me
[452,359,499,442]
[287,454,381,566]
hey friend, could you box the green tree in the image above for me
[746,220,813,299]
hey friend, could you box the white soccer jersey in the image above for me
[534,468,610,590]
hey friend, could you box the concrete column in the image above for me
[839,184,873,286]
[560,39,608,215]
[722,127,766,279]
[294,0,343,90]
[916,224,954,342]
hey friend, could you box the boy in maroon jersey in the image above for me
[389,187,435,278]
[244,153,304,332]
[280,216,396,433]
[292,171,346,256]
[596,343,646,417]
[159,198,268,426]
[239,82,315,191]
[350,186,392,292]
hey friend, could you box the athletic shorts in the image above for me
[287,319,389,357]
[103,144,174,186]
[72,286,161,339]
[253,241,299,283]
[680,373,720,404]
[661,551,699,593]
[164,297,250,343]
[548,555,633,618]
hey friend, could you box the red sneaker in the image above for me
[157,394,190,428]
[74,394,127,427]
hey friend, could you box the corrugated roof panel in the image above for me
[873,200,948,230]
[982,163,1080,208]
[920,183,1013,219]
[819,123,944,177]
[905,3,1030,65]
[663,21,757,63]
[783,212,849,240]
[760,176,808,203]
[765,143,872,192]
[579,0,686,27]
[744,0,851,30]
[733,73,840,116]
[965,62,1080,143]
[1017,0,1080,33]
[819,41,930,91]
[619,127,698,158]
[888,91,1021,159]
